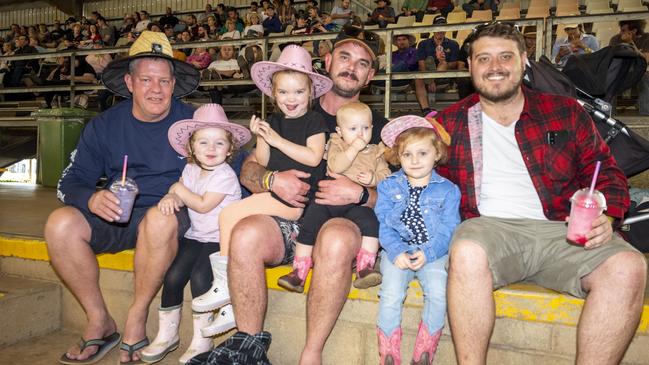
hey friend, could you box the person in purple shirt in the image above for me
[375,33,418,88]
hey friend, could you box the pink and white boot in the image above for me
[377,327,402,365]
[411,322,442,365]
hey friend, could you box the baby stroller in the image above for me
[523,45,649,251]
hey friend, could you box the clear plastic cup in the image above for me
[566,188,606,245]
[109,177,139,223]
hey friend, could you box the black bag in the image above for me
[620,201,649,253]
[523,56,576,98]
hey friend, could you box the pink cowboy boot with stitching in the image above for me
[377,327,402,365]
[277,255,312,293]
[354,248,382,289]
[411,322,442,365]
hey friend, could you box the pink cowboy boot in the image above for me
[377,327,402,365]
[411,322,442,365]
[354,248,382,289]
[277,255,312,293]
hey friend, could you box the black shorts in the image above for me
[80,206,191,254]
[270,216,301,265]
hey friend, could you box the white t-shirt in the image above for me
[208,58,240,72]
[477,112,546,220]
[182,163,241,243]
[331,5,351,26]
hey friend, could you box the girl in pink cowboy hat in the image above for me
[375,115,461,365]
[190,44,332,317]
[140,104,251,364]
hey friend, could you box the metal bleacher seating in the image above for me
[470,9,495,21]
[616,0,648,11]
[497,7,523,19]
[526,5,551,18]
[586,0,614,14]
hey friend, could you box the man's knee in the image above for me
[139,207,178,237]
[230,215,283,264]
[44,206,90,248]
[600,251,648,288]
[448,239,489,273]
[313,218,360,264]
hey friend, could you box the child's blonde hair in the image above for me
[186,128,237,167]
[271,70,314,111]
[384,127,448,167]
[336,101,372,127]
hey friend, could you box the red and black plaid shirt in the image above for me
[437,87,629,221]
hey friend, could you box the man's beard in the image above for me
[331,71,365,98]
[473,69,524,103]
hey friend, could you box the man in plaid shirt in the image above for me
[437,22,647,364]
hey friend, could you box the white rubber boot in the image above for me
[178,312,214,364]
[200,304,236,337]
[140,305,181,363]
[192,254,230,312]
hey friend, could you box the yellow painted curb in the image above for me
[1,234,647,332]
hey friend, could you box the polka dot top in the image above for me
[400,183,429,246]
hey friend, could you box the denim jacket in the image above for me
[375,169,461,264]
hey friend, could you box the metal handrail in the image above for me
[1,11,647,117]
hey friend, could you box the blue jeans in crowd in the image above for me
[376,250,448,336]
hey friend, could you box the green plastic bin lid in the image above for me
[31,107,98,120]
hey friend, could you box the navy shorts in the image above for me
[80,206,190,254]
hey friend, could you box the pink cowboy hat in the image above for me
[168,104,252,156]
[251,44,333,98]
[381,114,451,148]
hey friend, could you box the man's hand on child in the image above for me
[89,189,122,222]
[357,171,373,186]
[273,169,311,208]
[394,253,411,270]
[315,172,363,206]
[409,250,426,271]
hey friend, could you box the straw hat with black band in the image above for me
[102,31,201,98]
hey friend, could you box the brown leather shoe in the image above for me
[353,267,382,289]
[277,269,305,293]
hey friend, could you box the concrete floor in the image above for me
[0,183,61,238]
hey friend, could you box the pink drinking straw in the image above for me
[588,160,602,197]
[121,155,128,187]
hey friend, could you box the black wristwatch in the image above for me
[357,186,369,206]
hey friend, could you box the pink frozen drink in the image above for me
[109,177,139,223]
[566,188,606,245]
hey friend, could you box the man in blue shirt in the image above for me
[551,23,600,68]
[46,31,200,365]
[414,15,459,115]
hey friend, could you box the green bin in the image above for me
[32,108,97,187]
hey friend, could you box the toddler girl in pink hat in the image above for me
[190,44,332,315]
[140,104,251,364]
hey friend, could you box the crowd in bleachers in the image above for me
[0,0,647,113]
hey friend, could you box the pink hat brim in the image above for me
[251,61,333,99]
[168,120,251,157]
[381,115,436,148]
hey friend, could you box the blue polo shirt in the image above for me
[416,37,460,66]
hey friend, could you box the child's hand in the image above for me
[351,137,367,152]
[394,252,411,270]
[249,115,264,135]
[255,120,281,147]
[357,171,373,186]
[157,193,183,215]
[409,250,426,271]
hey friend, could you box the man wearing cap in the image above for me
[437,22,646,364]
[202,27,386,364]
[366,0,396,28]
[414,15,460,116]
[45,31,200,364]
[551,23,599,68]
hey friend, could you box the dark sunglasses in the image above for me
[341,24,380,43]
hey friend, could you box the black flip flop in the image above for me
[58,332,121,365]
[118,337,150,365]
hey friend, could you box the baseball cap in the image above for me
[433,15,447,25]
[333,24,380,61]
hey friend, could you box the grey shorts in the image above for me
[450,216,639,298]
[271,216,300,265]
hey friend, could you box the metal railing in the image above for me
[0,11,647,118]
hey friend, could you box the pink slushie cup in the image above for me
[566,188,606,245]
[109,177,139,223]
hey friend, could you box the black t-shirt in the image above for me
[313,98,388,145]
[266,110,329,200]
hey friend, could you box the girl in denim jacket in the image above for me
[375,115,461,365]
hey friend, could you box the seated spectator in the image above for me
[96,16,115,46]
[391,33,418,86]
[426,0,454,18]
[3,35,38,90]
[85,40,113,76]
[28,37,47,53]
[67,23,86,46]
[187,45,213,70]
[135,10,151,33]
[49,20,65,45]
[81,24,102,46]
[224,6,246,33]
[244,12,265,37]
[0,42,15,86]
[119,15,136,37]
[196,25,211,41]
[248,1,260,20]
[199,3,215,24]
[179,30,194,57]
[291,13,313,35]
[159,7,180,29]
[551,23,599,67]
[206,44,246,104]
[462,0,498,18]
[221,19,242,39]
[43,56,96,108]
[610,19,649,115]
[148,22,162,33]
[523,26,537,60]
[206,15,222,38]
[216,3,228,23]
[366,0,396,28]
[414,15,459,115]
[259,0,272,20]
[4,24,21,44]
[398,0,427,22]
[37,23,50,44]
[185,14,199,37]
[330,0,353,28]
[317,12,340,32]
[262,6,283,35]
[306,5,321,23]
[278,0,297,28]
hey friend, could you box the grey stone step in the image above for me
[0,273,61,346]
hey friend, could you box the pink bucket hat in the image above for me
[381,114,451,148]
[251,44,333,98]
[168,104,252,156]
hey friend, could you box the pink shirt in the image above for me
[182,163,241,243]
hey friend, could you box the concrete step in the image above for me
[0,273,61,346]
